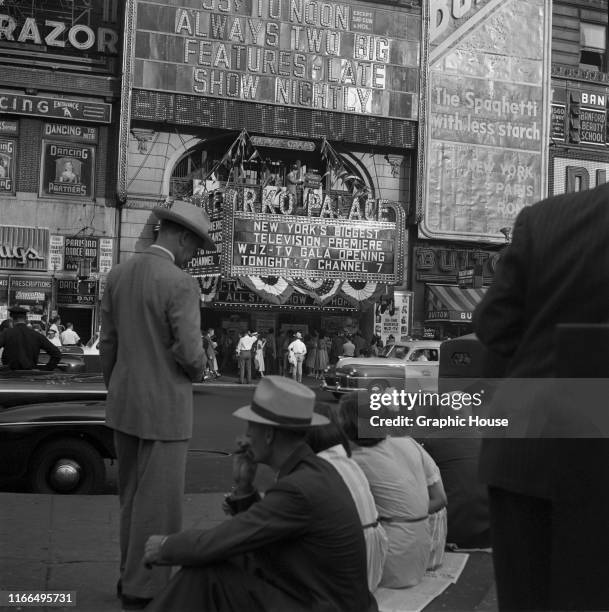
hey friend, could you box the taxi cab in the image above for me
[321,339,441,397]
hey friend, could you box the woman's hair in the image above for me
[338,392,384,447]
[306,402,352,456]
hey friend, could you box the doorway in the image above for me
[57,307,94,344]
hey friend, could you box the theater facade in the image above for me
[117,0,421,337]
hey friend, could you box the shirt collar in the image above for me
[150,244,175,262]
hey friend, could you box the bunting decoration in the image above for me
[340,280,384,306]
[290,277,342,305]
[239,276,294,305]
[205,129,259,185]
[195,275,220,303]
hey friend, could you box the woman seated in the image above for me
[306,402,388,592]
[338,393,447,588]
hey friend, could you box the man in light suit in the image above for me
[474,182,609,610]
[100,200,214,610]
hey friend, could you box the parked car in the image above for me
[321,340,442,397]
[0,370,113,494]
[37,344,101,373]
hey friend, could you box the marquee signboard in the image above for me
[130,0,420,121]
[220,187,405,282]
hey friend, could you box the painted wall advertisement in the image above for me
[131,0,420,120]
[420,0,550,242]
[40,141,95,199]
[374,290,411,345]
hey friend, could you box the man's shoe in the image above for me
[121,594,152,610]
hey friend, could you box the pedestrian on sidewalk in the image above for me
[100,200,213,611]
[143,376,377,612]
[60,322,80,346]
[236,330,256,384]
[288,331,307,383]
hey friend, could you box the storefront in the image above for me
[0,1,122,341]
[118,0,422,334]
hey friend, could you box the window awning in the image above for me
[425,284,487,323]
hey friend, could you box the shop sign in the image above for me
[131,0,420,121]
[43,123,98,143]
[0,93,111,123]
[457,268,474,287]
[0,138,16,193]
[552,156,609,195]
[222,191,404,282]
[48,234,65,272]
[0,226,48,271]
[40,141,95,199]
[8,275,52,318]
[0,1,120,61]
[184,212,222,276]
[421,0,550,242]
[426,309,472,321]
[98,238,113,273]
[56,279,97,306]
[0,119,18,135]
[579,107,605,146]
[63,236,99,273]
[414,246,499,281]
[551,104,565,140]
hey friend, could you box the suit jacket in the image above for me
[100,247,204,440]
[159,443,377,612]
[0,323,61,370]
[474,183,609,497]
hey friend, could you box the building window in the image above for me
[580,22,606,72]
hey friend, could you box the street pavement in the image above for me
[0,374,498,611]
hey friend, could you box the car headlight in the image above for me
[348,369,358,376]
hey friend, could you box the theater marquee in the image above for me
[131,0,420,120]
[221,188,405,282]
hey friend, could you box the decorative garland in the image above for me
[239,276,294,305]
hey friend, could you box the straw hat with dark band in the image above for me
[153,201,216,251]
[234,376,329,428]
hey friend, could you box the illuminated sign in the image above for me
[184,211,223,276]
[221,189,405,281]
[0,227,49,271]
[63,237,100,272]
[0,0,121,70]
[131,0,420,121]
[419,0,550,242]
[0,93,111,123]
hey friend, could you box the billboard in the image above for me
[418,0,551,242]
[131,0,420,121]
[40,141,95,199]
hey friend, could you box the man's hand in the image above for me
[232,436,257,494]
[144,535,168,567]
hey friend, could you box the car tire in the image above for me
[28,438,106,495]
[367,380,390,394]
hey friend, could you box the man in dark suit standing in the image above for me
[143,376,377,612]
[0,306,61,370]
[474,182,609,610]
[100,200,214,610]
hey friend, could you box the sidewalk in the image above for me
[0,490,497,612]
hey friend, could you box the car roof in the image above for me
[395,340,441,347]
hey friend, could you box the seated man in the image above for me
[144,376,377,612]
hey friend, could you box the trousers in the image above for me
[114,431,189,599]
[239,350,252,383]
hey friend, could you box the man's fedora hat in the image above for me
[153,201,215,251]
[234,376,329,428]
